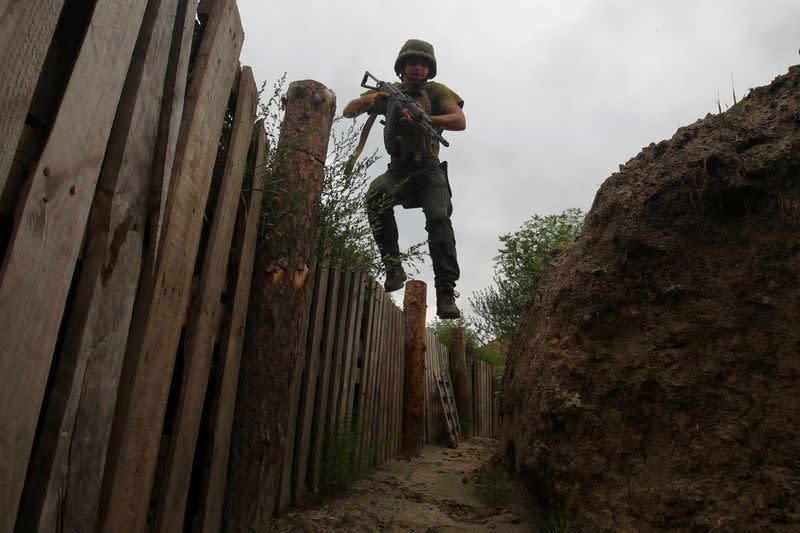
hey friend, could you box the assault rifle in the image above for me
[360,71,450,147]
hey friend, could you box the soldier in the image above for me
[343,39,466,319]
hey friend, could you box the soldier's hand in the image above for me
[369,91,389,113]
[401,102,426,125]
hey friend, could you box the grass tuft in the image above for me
[320,413,371,490]
[476,467,513,507]
[527,505,576,533]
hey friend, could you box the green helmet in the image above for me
[394,39,437,79]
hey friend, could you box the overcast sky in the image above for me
[236,0,798,323]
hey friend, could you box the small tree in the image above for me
[428,317,505,384]
[470,208,584,342]
[256,76,425,277]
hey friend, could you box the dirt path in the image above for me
[268,438,534,532]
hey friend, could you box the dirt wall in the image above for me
[502,65,800,531]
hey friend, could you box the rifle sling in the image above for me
[344,112,378,176]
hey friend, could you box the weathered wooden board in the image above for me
[337,272,366,432]
[153,65,257,533]
[98,1,243,530]
[0,0,66,210]
[356,282,380,465]
[309,266,352,493]
[14,0,187,531]
[291,265,335,502]
[275,258,314,510]
[194,121,266,533]
[146,0,197,269]
[0,0,150,530]
[369,294,388,464]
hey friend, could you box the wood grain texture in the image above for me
[15,0,185,531]
[289,265,332,504]
[310,268,350,492]
[153,66,257,533]
[98,1,243,530]
[146,0,196,270]
[223,79,336,530]
[0,0,149,530]
[0,0,65,209]
[337,272,366,433]
[401,280,427,455]
[195,121,267,533]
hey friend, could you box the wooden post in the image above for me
[401,280,426,455]
[223,80,336,530]
[449,327,472,439]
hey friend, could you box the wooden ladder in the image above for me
[435,372,462,448]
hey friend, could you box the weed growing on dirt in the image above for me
[254,75,426,277]
[320,413,371,490]
[477,467,513,507]
[526,506,576,533]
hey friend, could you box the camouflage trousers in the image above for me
[366,157,460,290]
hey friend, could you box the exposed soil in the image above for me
[267,439,535,532]
[502,65,800,531]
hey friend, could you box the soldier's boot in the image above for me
[436,287,461,319]
[383,265,407,292]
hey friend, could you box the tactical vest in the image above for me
[384,82,442,159]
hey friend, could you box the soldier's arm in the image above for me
[343,92,388,118]
[431,104,466,131]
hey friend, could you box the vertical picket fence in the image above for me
[0,0,268,531]
[424,329,451,444]
[277,266,407,509]
[472,360,500,438]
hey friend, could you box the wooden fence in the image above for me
[0,0,501,530]
[472,360,501,438]
[0,0,261,531]
[424,329,451,444]
[277,265,406,510]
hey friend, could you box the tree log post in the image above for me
[401,280,427,455]
[449,326,472,438]
[222,80,336,531]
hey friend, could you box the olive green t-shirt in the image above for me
[363,81,463,158]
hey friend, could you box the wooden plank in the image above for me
[322,269,351,443]
[350,278,373,456]
[383,305,393,459]
[0,0,65,208]
[195,123,267,533]
[153,66,258,533]
[371,294,389,464]
[292,265,336,502]
[311,268,350,492]
[374,296,389,463]
[356,282,380,466]
[367,294,383,464]
[388,304,400,460]
[98,1,244,530]
[146,0,197,268]
[394,310,404,455]
[278,264,327,510]
[0,0,150,529]
[14,0,188,531]
[358,281,381,464]
[337,272,366,431]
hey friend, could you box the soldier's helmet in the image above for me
[394,39,437,79]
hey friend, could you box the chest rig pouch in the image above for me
[384,83,440,160]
